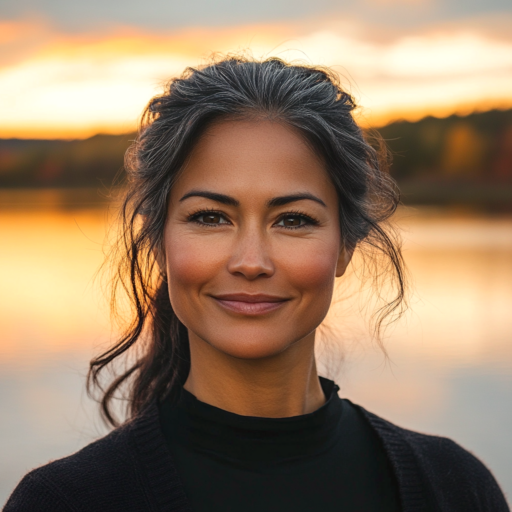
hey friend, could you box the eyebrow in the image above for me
[179,190,326,208]
[179,190,239,206]
[266,193,326,208]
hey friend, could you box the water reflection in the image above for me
[0,195,511,504]
[0,207,111,362]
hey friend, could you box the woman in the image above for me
[5,57,509,512]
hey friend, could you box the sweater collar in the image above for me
[129,390,430,512]
[160,377,342,465]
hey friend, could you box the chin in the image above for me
[197,324,307,360]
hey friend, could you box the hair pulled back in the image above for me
[88,55,406,427]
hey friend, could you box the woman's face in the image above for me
[163,119,351,360]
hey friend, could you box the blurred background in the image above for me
[1,0,512,505]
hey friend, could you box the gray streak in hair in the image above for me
[88,55,407,427]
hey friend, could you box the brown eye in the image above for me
[191,211,229,226]
[202,213,221,224]
[276,214,311,228]
[283,216,302,227]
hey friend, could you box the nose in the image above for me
[227,225,275,280]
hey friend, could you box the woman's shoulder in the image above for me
[4,410,158,511]
[356,404,510,511]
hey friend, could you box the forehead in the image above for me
[170,119,336,204]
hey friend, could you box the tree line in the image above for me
[1,109,511,206]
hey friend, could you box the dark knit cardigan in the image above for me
[4,402,509,512]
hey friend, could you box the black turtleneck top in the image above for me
[7,376,510,511]
[159,378,400,512]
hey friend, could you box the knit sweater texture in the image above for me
[4,402,509,512]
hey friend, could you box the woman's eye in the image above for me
[193,212,229,225]
[276,215,310,228]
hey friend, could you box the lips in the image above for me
[211,293,289,315]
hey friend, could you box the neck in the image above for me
[183,331,325,418]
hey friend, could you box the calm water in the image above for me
[1,191,512,505]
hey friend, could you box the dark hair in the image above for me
[88,55,406,427]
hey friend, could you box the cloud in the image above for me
[0,17,511,138]
[363,0,430,6]
[1,0,510,32]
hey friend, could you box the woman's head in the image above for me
[164,118,348,361]
[89,56,405,425]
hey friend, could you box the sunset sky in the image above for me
[1,0,512,138]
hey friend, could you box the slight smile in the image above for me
[211,293,290,315]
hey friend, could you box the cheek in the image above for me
[164,235,216,327]
[281,240,339,294]
[164,232,227,302]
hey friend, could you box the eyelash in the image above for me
[188,208,229,228]
[187,208,320,230]
[277,210,320,229]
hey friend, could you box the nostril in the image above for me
[227,257,275,279]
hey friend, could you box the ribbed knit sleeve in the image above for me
[3,406,190,512]
[404,432,510,511]
[3,471,75,511]
[360,407,510,512]
[3,422,158,512]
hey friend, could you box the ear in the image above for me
[335,244,354,278]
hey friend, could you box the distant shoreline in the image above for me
[1,187,511,214]
[1,108,511,211]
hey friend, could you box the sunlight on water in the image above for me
[1,196,511,504]
[0,208,112,363]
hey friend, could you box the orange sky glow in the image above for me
[1,17,512,138]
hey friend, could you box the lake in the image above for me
[1,190,511,505]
